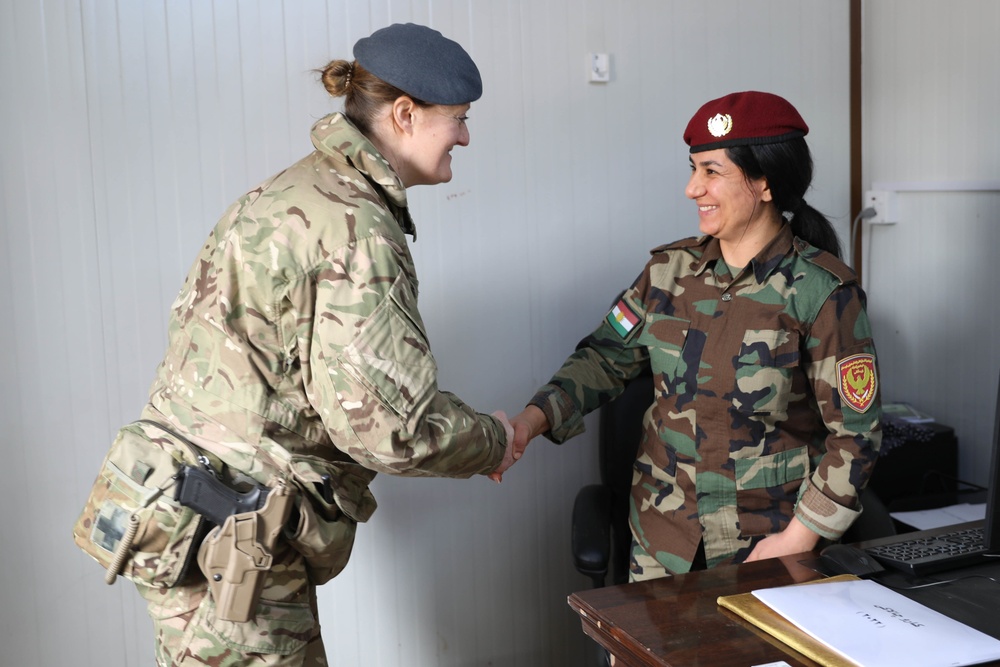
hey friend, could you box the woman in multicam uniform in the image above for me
[107,23,515,667]
[511,91,882,581]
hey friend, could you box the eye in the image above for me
[457,115,469,125]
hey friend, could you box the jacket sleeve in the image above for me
[529,276,651,443]
[795,282,882,538]
[305,232,506,478]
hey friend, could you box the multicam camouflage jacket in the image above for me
[138,112,506,582]
[530,225,882,573]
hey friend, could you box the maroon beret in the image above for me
[683,91,808,153]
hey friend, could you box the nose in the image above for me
[685,171,704,200]
[456,123,470,147]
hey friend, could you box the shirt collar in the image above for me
[750,224,795,283]
[311,112,417,239]
[693,224,795,284]
[693,236,724,277]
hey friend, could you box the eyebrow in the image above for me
[691,158,725,168]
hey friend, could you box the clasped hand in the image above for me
[487,406,548,482]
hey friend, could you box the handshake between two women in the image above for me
[487,405,549,483]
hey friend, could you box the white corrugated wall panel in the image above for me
[1,1,852,665]
[862,0,1000,486]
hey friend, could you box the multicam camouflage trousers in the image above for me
[136,543,327,666]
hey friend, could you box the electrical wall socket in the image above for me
[589,53,610,82]
[864,190,898,224]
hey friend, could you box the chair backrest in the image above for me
[598,373,655,585]
[842,485,897,543]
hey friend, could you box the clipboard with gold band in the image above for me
[717,574,861,667]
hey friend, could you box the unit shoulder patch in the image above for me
[837,353,877,413]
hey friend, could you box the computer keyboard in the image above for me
[865,526,987,575]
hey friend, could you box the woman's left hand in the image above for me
[744,517,821,562]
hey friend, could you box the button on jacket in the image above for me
[530,225,881,573]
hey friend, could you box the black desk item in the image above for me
[894,559,1000,641]
[865,524,989,575]
[819,543,885,577]
[865,371,1000,576]
[872,421,959,506]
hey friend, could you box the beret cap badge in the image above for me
[683,91,808,153]
[707,113,733,138]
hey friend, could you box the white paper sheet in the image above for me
[890,502,987,530]
[752,579,1000,667]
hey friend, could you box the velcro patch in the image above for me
[837,354,877,413]
[93,500,129,553]
[129,460,153,485]
[607,299,640,338]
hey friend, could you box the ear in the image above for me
[390,96,416,136]
[758,177,773,203]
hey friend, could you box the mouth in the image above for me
[698,205,718,213]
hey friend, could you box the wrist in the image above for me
[786,517,821,550]
[521,405,549,439]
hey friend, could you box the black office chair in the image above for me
[571,373,653,588]
[841,486,896,543]
[570,373,897,588]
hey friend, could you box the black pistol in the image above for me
[174,464,270,526]
[175,463,293,623]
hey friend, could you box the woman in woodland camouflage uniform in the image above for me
[97,23,515,667]
[510,91,882,581]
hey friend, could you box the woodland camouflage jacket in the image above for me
[531,227,882,573]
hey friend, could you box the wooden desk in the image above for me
[568,553,828,667]
[567,543,1000,667]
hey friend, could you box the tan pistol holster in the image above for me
[196,479,294,622]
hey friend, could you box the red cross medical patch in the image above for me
[837,354,877,413]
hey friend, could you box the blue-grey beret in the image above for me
[353,23,482,105]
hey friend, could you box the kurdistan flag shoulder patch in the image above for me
[607,299,640,338]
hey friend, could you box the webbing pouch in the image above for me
[72,420,205,588]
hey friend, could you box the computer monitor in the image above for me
[984,371,1000,553]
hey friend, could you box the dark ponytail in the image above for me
[726,139,842,259]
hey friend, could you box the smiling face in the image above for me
[685,148,775,245]
[397,103,471,187]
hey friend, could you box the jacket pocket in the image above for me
[338,271,437,432]
[734,446,809,537]
[205,595,315,655]
[636,314,691,384]
[288,454,376,522]
[732,329,800,417]
[285,455,376,584]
